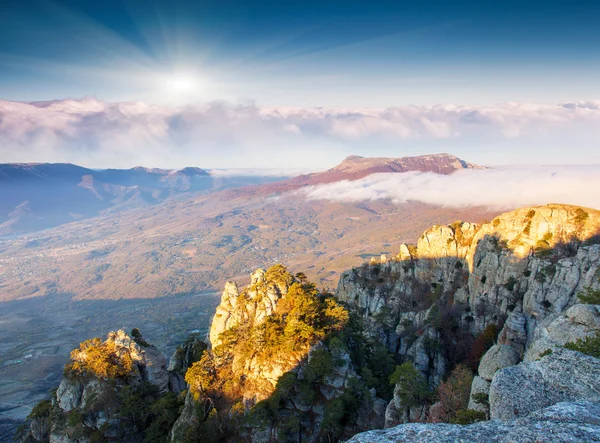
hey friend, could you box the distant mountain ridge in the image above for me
[0,154,482,235]
[227,153,482,197]
[288,152,481,186]
[0,163,284,235]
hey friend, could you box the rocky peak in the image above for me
[209,266,293,348]
[330,153,482,177]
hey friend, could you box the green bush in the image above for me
[28,400,53,419]
[503,277,517,291]
[451,409,486,424]
[539,349,553,358]
[389,363,430,408]
[305,348,335,384]
[578,287,600,305]
[564,333,600,358]
[471,393,489,408]
[67,410,84,427]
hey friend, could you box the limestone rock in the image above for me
[489,349,600,420]
[478,345,520,381]
[525,303,600,361]
[143,346,169,393]
[468,375,491,413]
[56,378,83,412]
[346,401,600,442]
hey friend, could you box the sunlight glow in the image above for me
[165,74,199,93]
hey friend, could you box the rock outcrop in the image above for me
[524,303,600,361]
[477,345,520,381]
[347,401,600,442]
[336,204,600,429]
[209,268,290,347]
[172,265,386,442]
[23,330,177,443]
[489,349,600,420]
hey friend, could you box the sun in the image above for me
[165,74,198,93]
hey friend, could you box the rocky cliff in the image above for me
[21,330,179,443]
[340,204,600,440]
[171,264,386,442]
[20,204,600,442]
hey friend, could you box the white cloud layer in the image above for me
[1,98,600,168]
[208,167,318,177]
[299,166,600,210]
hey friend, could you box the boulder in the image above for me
[467,375,491,413]
[478,345,520,381]
[489,349,600,420]
[525,303,600,361]
[346,401,600,442]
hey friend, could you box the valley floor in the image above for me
[0,291,220,441]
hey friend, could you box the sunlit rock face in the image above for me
[25,330,174,443]
[209,268,291,348]
[336,204,600,426]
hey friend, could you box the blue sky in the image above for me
[0,0,599,168]
[1,0,599,106]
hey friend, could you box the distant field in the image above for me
[0,291,220,441]
[0,191,498,302]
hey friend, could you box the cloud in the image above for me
[298,166,600,210]
[208,167,318,177]
[1,98,600,168]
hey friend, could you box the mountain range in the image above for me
[0,154,497,301]
[0,153,478,235]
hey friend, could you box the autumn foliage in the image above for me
[64,337,135,379]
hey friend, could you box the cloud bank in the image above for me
[1,98,600,168]
[299,166,600,210]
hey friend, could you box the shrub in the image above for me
[564,333,600,358]
[305,348,335,384]
[131,328,150,347]
[503,277,517,292]
[389,363,430,408]
[434,365,473,423]
[534,240,552,257]
[578,287,600,305]
[64,337,135,379]
[466,324,498,370]
[471,393,489,408]
[574,208,589,227]
[539,349,553,358]
[28,400,52,419]
[451,409,486,424]
[67,410,84,427]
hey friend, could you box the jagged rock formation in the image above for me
[20,204,600,443]
[22,330,178,443]
[336,204,600,426]
[209,268,288,348]
[347,401,600,442]
[167,335,209,392]
[171,265,386,442]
